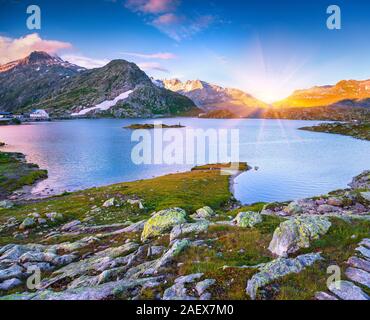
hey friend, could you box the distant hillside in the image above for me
[158,79,270,118]
[0,52,199,118]
[274,80,370,109]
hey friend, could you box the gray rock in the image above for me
[0,278,22,291]
[347,256,370,273]
[191,206,215,220]
[127,199,144,209]
[46,212,64,222]
[0,277,163,300]
[360,238,370,248]
[315,292,338,300]
[233,211,262,228]
[283,201,303,215]
[0,200,14,209]
[359,192,370,202]
[317,204,337,214]
[141,208,187,241]
[175,273,203,284]
[147,246,165,257]
[328,281,369,300]
[327,197,343,207]
[102,198,116,208]
[0,265,25,282]
[345,267,370,288]
[61,220,81,232]
[19,217,36,230]
[356,246,370,259]
[268,216,331,257]
[170,221,209,242]
[195,279,216,296]
[162,282,196,300]
[246,253,322,300]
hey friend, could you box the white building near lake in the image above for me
[30,109,50,120]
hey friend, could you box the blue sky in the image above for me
[1,0,370,102]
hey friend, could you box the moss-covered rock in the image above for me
[141,208,187,241]
[233,211,263,228]
[268,216,332,257]
[191,206,215,220]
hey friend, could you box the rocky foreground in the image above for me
[0,165,369,300]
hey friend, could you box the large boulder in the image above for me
[233,211,262,228]
[268,216,331,257]
[170,221,209,242]
[141,208,187,241]
[349,171,370,190]
[191,206,215,220]
[328,281,369,300]
[246,253,322,300]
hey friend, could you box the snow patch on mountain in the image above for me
[71,90,134,116]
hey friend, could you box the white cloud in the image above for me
[61,54,110,69]
[138,62,169,73]
[122,51,176,60]
[0,33,72,64]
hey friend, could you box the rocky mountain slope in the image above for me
[0,52,84,112]
[158,79,270,117]
[0,52,199,118]
[274,80,370,109]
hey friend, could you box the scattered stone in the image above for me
[0,278,22,291]
[246,253,322,300]
[141,208,187,241]
[127,199,144,209]
[327,197,343,207]
[347,256,370,273]
[102,198,116,208]
[315,292,338,300]
[233,211,262,228]
[175,273,204,284]
[170,221,209,242]
[268,216,331,257]
[46,212,64,222]
[328,281,369,300]
[195,279,216,296]
[345,267,370,288]
[147,246,165,258]
[359,192,370,203]
[61,220,82,232]
[283,201,303,215]
[19,217,36,230]
[356,246,370,259]
[0,200,14,209]
[317,204,337,214]
[191,206,215,220]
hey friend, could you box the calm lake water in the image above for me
[0,118,369,204]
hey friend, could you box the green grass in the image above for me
[0,152,47,198]
[274,217,370,300]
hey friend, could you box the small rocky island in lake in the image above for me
[124,123,185,129]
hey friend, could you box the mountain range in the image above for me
[0,51,369,120]
[157,79,269,117]
[0,52,198,118]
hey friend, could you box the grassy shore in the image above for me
[0,151,48,200]
[300,122,370,141]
